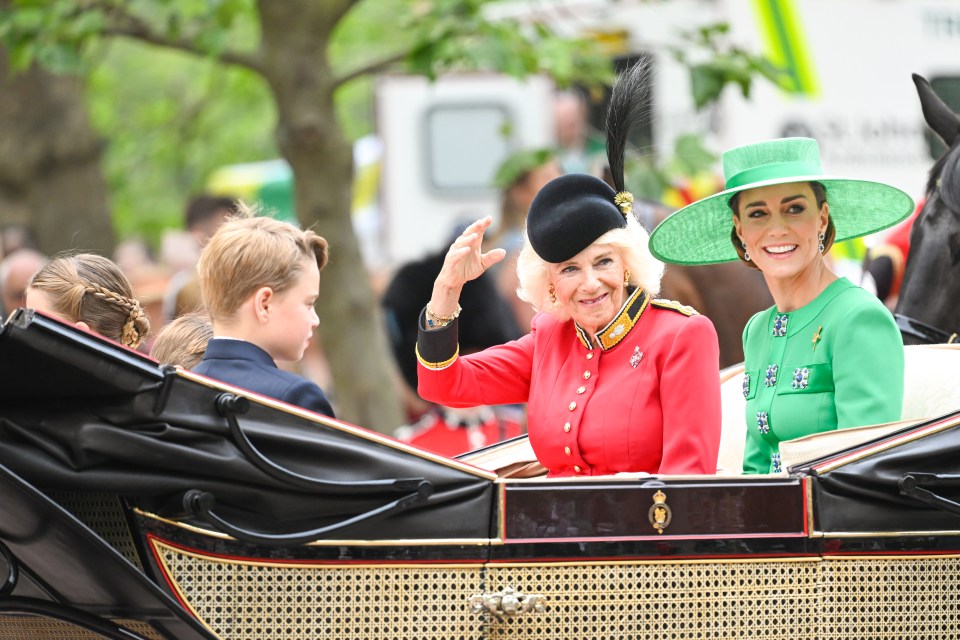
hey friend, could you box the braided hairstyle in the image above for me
[29,253,151,349]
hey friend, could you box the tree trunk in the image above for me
[257,1,405,432]
[0,47,114,256]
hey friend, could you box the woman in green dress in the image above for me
[648,137,914,473]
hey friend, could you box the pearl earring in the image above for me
[548,285,556,304]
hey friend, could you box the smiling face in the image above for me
[732,181,829,283]
[549,243,627,335]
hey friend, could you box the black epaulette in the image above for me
[651,298,699,316]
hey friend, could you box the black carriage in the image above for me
[0,309,959,640]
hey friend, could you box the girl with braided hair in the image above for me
[26,253,151,350]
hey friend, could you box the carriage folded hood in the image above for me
[0,310,495,542]
[793,414,960,533]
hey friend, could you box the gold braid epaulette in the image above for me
[651,298,699,316]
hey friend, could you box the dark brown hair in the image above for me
[729,181,835,269]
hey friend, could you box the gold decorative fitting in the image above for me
[648,489,672,534]
[614,190,634,216]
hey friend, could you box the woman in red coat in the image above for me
[416,63,722,477]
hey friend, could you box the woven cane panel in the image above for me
[484,560,821,639]
[821,556,960,639]
[47,491,143,570]
[156,542,486,640]
[0,616,163,639]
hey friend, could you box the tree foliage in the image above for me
[668,22,786,110]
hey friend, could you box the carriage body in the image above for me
[0,311,958,640]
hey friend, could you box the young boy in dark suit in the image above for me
[193,207,335,417]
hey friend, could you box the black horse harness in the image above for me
[894,313,959,345]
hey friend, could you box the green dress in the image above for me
[741,277,904,474]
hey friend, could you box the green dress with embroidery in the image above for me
[741,277,904,474]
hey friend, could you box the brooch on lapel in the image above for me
[812,325,823,351]
[630,346,643,368]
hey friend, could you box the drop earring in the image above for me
[742,241,751,262]
[818,231,825,254]
[548,285,557,304]
[623,270,631,288]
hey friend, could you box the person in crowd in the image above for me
[163,194,239,322]
[863,200,921,310]
[25,253,151,349]
[648,137,913,474]
[552,89,605,175]
[150,311,213,370]
[0,248,47,318]
[416,64,722,477]
[193,204,335,418]
[0,223,39,260]
[488,149,563,330]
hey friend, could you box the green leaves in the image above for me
[669,22,787,110]
[625,133,718,203]
[0,1,104,73]
[403,0,612,91]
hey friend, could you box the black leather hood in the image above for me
[0,310,495,543]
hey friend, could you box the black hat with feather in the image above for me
[526,62,648,263]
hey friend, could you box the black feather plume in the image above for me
[605,60,651,194]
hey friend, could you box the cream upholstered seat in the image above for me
[716,364,747,475]
[715,343,960,475]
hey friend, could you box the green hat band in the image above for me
[725,161,823,189]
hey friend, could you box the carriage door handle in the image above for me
[469,587,546,620]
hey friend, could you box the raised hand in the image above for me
[429,216,506,320]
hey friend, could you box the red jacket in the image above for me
[417,288,721,476]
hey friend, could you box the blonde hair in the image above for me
[151,311,213,369]
[197,203,329,322]
[29,253,151,349]
[516,215,664,321]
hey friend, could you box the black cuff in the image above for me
[416,306,459,369]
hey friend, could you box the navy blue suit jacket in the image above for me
[193,338,335,418]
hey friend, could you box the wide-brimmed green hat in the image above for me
[648,137,915,265]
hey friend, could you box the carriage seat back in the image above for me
[714,343,960,475]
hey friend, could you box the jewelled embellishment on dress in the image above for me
[756,411,770,434]
[772,452,782,473]
[630,346,643,368]
[742,373,750,398]
[791,367,810,390]
[772,313,789,337]
[765,364,778,387]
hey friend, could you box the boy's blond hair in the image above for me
[151,311,214,369]
[29,252,151,349]
[197,204,329,322]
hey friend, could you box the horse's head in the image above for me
[895,74,960,345]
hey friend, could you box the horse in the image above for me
[894,74,960,346]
